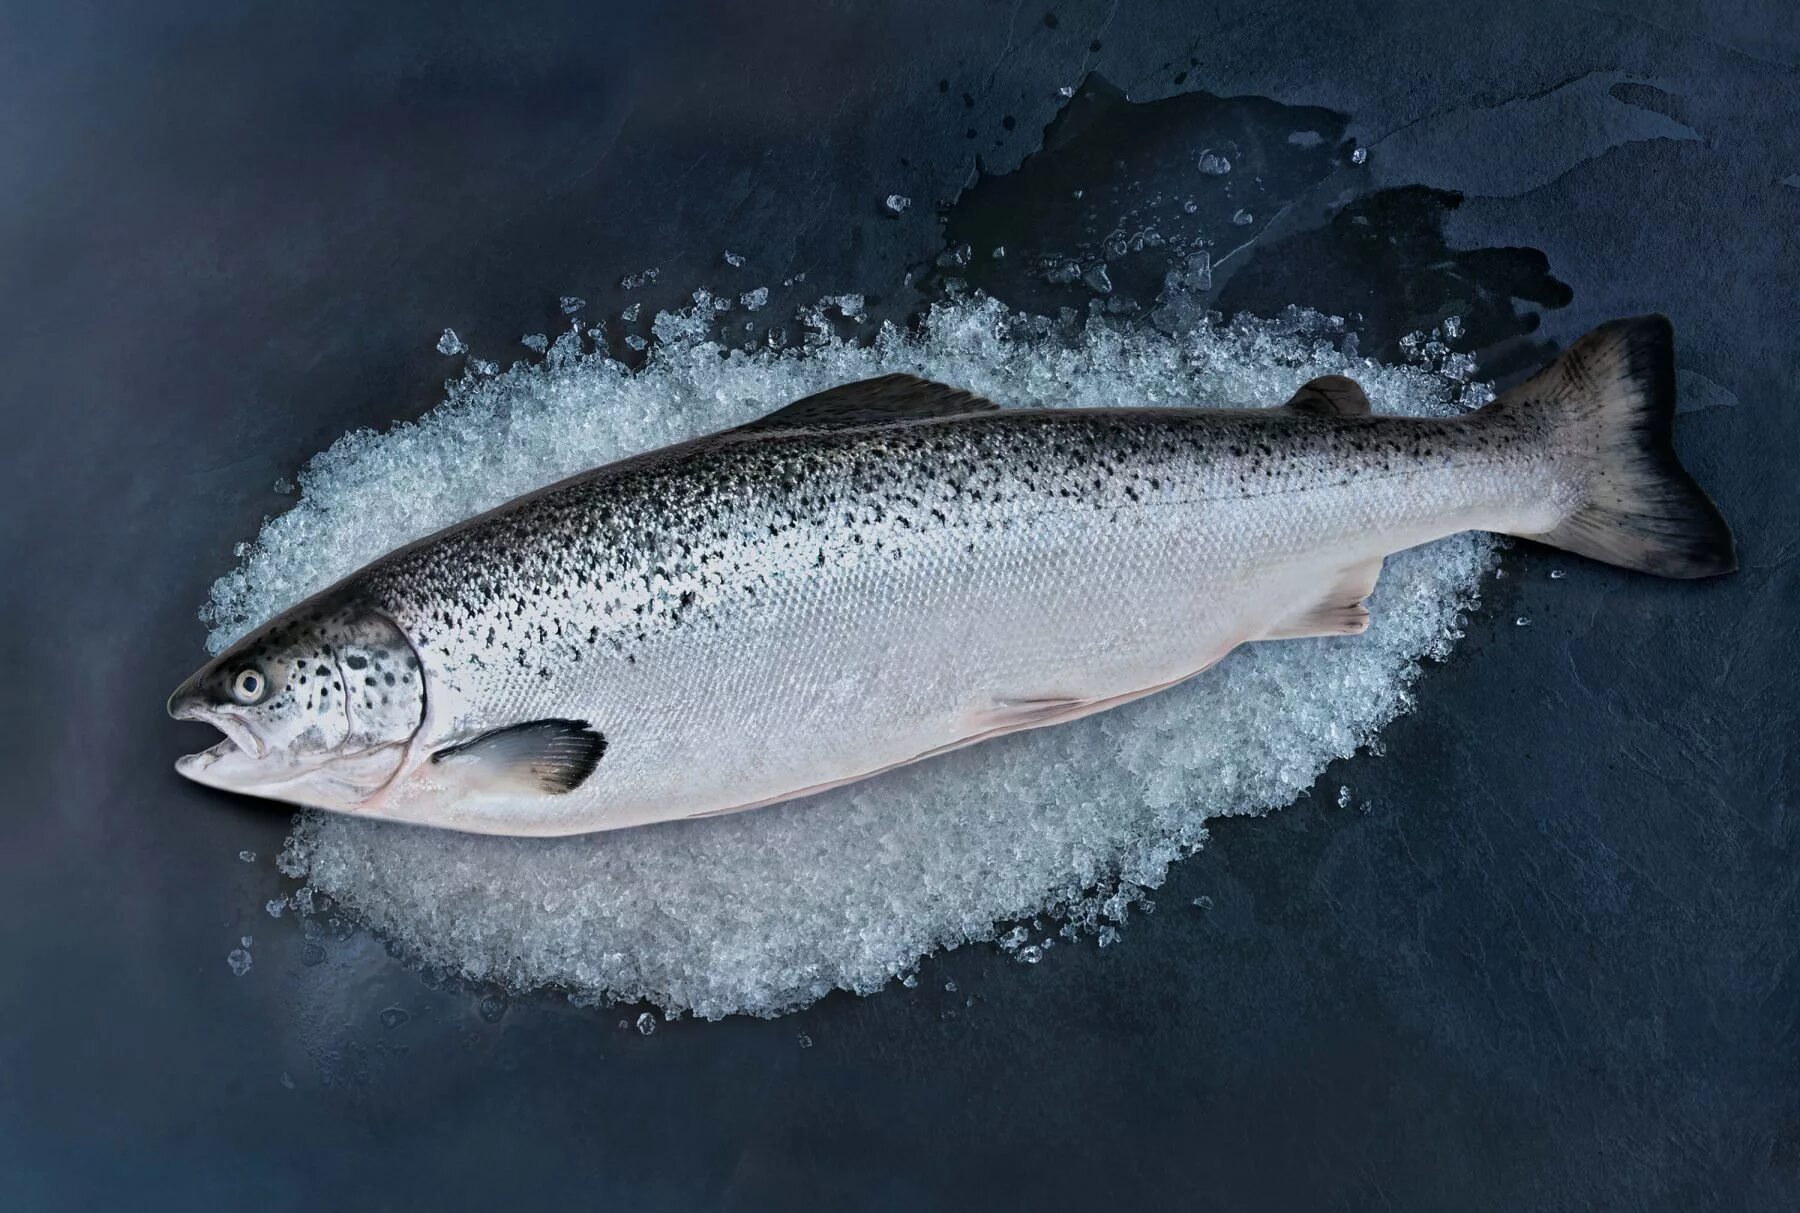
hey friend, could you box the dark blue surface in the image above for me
[2,2,1796,1208]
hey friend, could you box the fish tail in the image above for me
[1490,315,1736,579]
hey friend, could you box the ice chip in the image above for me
[1336,785,1353,809]
[1057,85,1074,98]
[237,850,256,863]
[226,948,253,977]
[936,243,972,270]
[624,334,648,352]
[797,1032,813,1049]
[1196,150,1231,175]
[521,334,549,353]
[635,1011,658,1036]
[1082,264,1113,295]
[739,287,769,311]
[884,193,911,215]
[723,251,744,268]
[1232,209,1254,226]
[1351,146,1369,165]
[435,329,467,356]
[559,296,586,315]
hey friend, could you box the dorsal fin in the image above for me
[1282,375,1372,418]
[735,374,1001,433]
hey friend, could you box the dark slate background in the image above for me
[2,2,1795,1208]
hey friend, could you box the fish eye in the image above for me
[230,667,269,704]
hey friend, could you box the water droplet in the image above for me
[226,948,253,977]
[722,251,744,267]
[380,1006,410,1030]
[1057,85,1074,98]
[1549,569,1566,580]
[1515,616,1531,627]
[635,1011,658,1036]
[1192,895,1214,910]
[1196,150,1231,175]
[237,850,256,863]
[943,979,958,993]
[796,1032,814,1049]
[1336,785,1353,809]
[1232,208,1254,225]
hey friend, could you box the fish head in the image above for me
[168,600,425,810]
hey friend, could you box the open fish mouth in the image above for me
[171,705,268,764]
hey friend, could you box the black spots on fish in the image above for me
[344,654,367,670]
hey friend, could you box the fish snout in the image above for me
[166,669,206,721]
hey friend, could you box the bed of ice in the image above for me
[204,292,1492,1019]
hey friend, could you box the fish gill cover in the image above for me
[203,292,1494,1018]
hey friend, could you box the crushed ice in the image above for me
[205,292,1491,1019]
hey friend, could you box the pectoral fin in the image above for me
[429,719,606,795]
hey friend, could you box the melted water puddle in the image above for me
[206,295,1491,1018]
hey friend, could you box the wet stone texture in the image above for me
[1,1,1796,1209]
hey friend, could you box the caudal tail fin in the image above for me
[1494,315,1736,579]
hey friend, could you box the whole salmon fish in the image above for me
[169,316,1734,835]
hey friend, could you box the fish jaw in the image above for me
[171,725,411,811]
[169,696,409,810]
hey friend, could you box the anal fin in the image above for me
[1266,558,1383,639]
[429,719,607,796]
